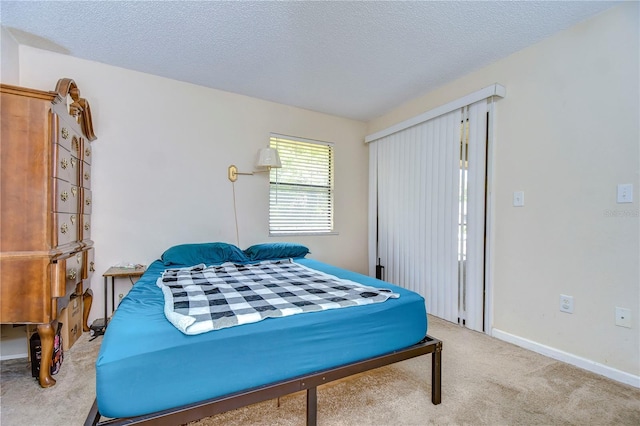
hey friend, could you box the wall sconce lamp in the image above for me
[228,148,282,182]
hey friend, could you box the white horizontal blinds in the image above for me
[372,109,461,323]
[464,100,488,332]
[269,135,334,234]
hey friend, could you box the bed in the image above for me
[85,242,442,426]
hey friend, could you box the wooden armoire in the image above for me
[0,78,97,387]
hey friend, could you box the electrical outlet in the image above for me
[560,294,574,314]
[615,307,631,328]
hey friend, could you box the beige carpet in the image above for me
[1,316,639,425]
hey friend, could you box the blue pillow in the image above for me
[161,242,249,266]
[243,242,310,261]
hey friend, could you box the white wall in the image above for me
[0,26,19,84]
[17,46,368,325]
[368,3,639,379]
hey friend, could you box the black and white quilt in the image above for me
[157,259,399,335]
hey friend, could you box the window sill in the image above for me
[269,232,339,237]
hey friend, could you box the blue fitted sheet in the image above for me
[96,258,427,418]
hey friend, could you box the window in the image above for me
[269,134,334,235]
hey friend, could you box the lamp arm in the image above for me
[229,165,275,182]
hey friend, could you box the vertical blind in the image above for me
[369,109,462,323]
[463,101,488,331]
[368,100,489,331]
[269,134,334,234]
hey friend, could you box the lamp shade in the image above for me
[256,148,282,168]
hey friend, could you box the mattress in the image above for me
[96,258,427,418]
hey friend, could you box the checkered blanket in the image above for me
[157,259,399,335]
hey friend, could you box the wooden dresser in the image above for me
[0,78,97,387]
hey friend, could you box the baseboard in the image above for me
[0,352,28,361]
[492,328,640,389]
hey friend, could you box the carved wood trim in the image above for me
[54,78,97,141]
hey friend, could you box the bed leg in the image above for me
[84,399,101,426]
[431,341,442,405]
[306,386,317,426]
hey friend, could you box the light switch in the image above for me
[617,184,633,203]
[513,191,524,207]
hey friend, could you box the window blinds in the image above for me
[369,110,462,323]
[463,100,488,332]
[269,135,334,234]
[368,99,490,332]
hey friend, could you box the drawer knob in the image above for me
[84,222,90,231]
[85,197,91,206]
[71,186,78,197]
[71,158,77,169]
[67,268,77,280]
[70,215,76,224]
[61,128,69,139]
[85,147,91,157]
[84,172,90,181]
[61,191,69,202]
[90,261,95,272]
[60,223,68,234]
[61,158,68,169]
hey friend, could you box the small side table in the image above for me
[102,266,146,327]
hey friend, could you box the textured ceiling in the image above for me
[0,1,618,121]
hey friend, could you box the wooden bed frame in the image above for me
[84,335,442,426]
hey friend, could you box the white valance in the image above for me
[365,84,505,143]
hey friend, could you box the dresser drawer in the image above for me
[81,188,92,214]
[52,144,79,186]
[52,253,83,298]
[83,247,95,281]
[80,161,91,189]
[80,214,91,241]
[55,115,79,154]
[68,252,83,286]
[52,213,79,247]
[82,139,92,166]
[53,178,80,214]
